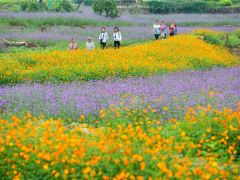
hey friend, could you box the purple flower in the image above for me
[1,67,239,120]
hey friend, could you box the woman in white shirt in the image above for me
[153,20,160,40]
[113,27,122,49]
[99,26,108,49]
[85,37,95,50]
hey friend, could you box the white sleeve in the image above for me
[119,32,122,41]
[99,33,102,40]
[105,33,108,40]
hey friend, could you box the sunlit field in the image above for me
[1,35,238,84]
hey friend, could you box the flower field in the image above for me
[0,106,239,179]
[0,31,240,179]
[0,35,239,84]
[1,67,239,120]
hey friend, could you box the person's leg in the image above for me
[103,42,106,49]
[155,34,158,40]
[160,32,164,40]
[114,41,117,49]
[117,41,120,48]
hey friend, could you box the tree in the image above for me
[92,0,119,18]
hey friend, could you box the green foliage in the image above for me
[148,0,209,14]
[219,0,233,6]
[54,0,73,12]
[204,34,225,46]
[83,0,95,6]
[147,0,240,13]
[20,0,47,11]
[0,16,132,28]
[194,29,240,48]
[227,34,240,47]
[92,0,118,18]
[19,0,73,12]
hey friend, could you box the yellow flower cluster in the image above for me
[0,105,239,179]
[0,35,238,84]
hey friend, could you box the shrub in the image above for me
[148,0,209,14]
[19,0,73,12]
[228,34,240,47]
[20,0,47,12]
[83,0,95,6]
[193,29,240,48]
[20,1,28,11]
[219,0,233,6]
[54,0,73,12]
[92,0,118,18]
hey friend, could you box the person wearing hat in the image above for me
[85,37,95,51]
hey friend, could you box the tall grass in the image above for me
[0,16,133,27]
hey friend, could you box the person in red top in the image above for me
[68,38,78,50]
[169,21,176,37]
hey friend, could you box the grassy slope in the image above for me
[0,35,239,84]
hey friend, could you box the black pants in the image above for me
[114,41,120,48]
[100,42,107,49]
[155,34,160,40]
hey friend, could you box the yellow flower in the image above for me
[137,176,144,180]
[140,162,145,170]
[82,166,91,174]
[64,169,69,175]
[114,158,119,164]
[90,171,96,177]
[43,164,49,170]
[181,131,186,137]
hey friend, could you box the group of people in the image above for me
[68,20,177,50]
[68,26,122,51]
[153,20,177,40]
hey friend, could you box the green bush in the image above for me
[20,1,28,11]
[92,0,118,18]
[228,34,240,47]
[20,0,47,12]
[54,0,73,12]
[147,0,239,13]
[84,0,95,6]
[19,0,73,12]
[193,29,240,48]
[148,0,209,14]
[204,34,225,46]
[219,0,233,6]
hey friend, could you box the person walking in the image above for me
[68,38,78,50]
[113,27,122,49]
[160,21,167,40]
[174,24,177,35]
[169,21,175,37]
[99,27,108,49]
[85,37,95,50]
[153,20,161,40]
